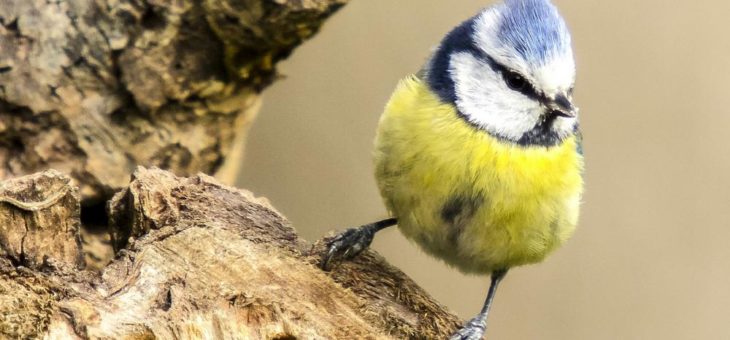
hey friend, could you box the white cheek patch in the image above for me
[450,52,543,140]
[447,4,578,144]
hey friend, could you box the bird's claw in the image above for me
[449,317,487,340]
[320,227,375,271]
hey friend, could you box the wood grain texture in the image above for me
[0,168,460,339]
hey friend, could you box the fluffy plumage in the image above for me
[329,1,582,337]
[374,77,583,273]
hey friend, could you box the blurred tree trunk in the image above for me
[0,0,346,204]
[0,0,463,339]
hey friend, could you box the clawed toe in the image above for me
[449,327,485,340]
[319,218,397,271]
[320,227,374,271]
[449,317,486,340]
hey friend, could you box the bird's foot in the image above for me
[449,316,487,340]
[320,226,376,271]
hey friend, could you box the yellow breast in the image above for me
[374,76,584,274]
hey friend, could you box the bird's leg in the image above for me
[450,269,508,340]
[320,218,397,271]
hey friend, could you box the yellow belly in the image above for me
[374,76,584,274]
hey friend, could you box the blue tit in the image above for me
[321,0,583,338]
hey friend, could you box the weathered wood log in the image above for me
[0,0,346,204]
[0,168,461,339]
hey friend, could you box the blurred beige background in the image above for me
[238,0,730,339]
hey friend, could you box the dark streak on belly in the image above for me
[441,194,484,246]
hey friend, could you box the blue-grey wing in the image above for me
[574,126,583,156]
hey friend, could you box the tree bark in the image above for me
[0,168,461,339]
[0,0,345,204]
[0,1,465,338]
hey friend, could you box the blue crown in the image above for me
[425,0,572,105]
[498,0,570,64]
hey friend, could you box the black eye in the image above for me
[505,71,527,91]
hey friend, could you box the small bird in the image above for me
[321,0,583,338]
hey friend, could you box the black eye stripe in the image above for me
[490,60,544,101]
[425,18,558,109]
[466,46,550,104]
[425,27,577,148]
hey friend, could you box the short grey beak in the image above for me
[547,93,578,118]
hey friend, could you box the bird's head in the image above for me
[425,0,578,147]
